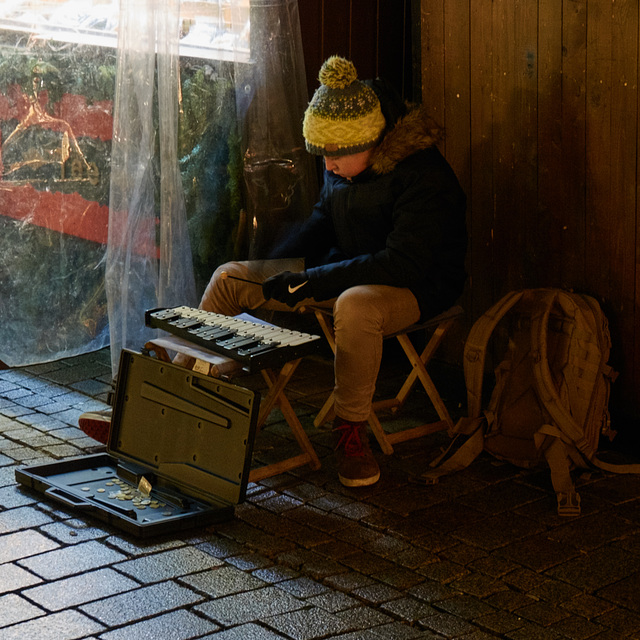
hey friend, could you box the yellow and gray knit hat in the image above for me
[303,56,387,157]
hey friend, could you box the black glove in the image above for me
[262,271,312,307]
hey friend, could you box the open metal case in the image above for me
[16,349,259,537]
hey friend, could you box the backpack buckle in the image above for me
[557,491,581,516]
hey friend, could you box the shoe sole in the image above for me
[338,471,381,487]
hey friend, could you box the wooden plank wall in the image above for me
[420,0,640,422]
[297,0,415,100]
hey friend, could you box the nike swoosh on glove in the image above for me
[262,271,312,307]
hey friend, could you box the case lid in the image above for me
[108,350,259,507]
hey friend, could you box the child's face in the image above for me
[324,148,374,179]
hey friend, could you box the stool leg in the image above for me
[261,367,321,471]
[396,332,454,430]
[393,318,455,411]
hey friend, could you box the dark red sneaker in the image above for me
[333,418,380,487]
[78,409,112,444]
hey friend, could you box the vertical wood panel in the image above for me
[350,0,379,80]
[378,0,407,89]
[320,0,352,64]
[298,0,412,100]
[298,0,324,96]
[491,0,539,295]
[538,0,568,289]
[585,0,612,300]
[420,0,640,419]
[468,0,495,318]
[421,0,445,125]
[608,0,638,401]
[560,0,588,293]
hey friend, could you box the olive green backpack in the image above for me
[415,288,640,516]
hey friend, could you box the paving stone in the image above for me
[255,493,304,513]
[40,443,85,458]
[593,607,640,636]
[483,589,537,613]
[80,581,203,627]
[515,599,571,627]
[333,501,380,521]
[546,510,638,552]
[528,578,581,604]
[475,610,526,635]
[372,564,426,590]
[107,534,186,557]
[497,533,581,571]
[335,604,395,628]
[323,571,376,593]
[194,585,304,626]
[449,571,505,599]
[18,540,127,580]
[418,610,479,636]
[502,567,548,593]
[276,576,329,599]
[561,592,616,620]
[267,606,355,639]
[545,547,640,592]
[0,505,54,533]
[181,565,267,597]
[285,503,353,534]
[251,565,300,584]
[306,590,360,613]
[115,546,224,583]
[503,620,564,639]
[326,631,380,640]
[39,519,110,544]
[550,615,609,640]
[100,609,220,640]
[0,530,60,564]
[22,567,139,611]
[0,609,105,640]
[417,558,468,584]
[380,596,437,622]
[0,485,38,508]
[452,511,544,551]
[0,593,45,627]
[368,622,431,638]
[456,480,549,515]
[201,623,287,639]
[352,582,402,605]
[0,563,42,594]
[437,593,496,620]
[226,553,274,571]
[596,573,640,613]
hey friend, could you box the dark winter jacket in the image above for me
[271,94,467,321]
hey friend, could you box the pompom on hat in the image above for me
[303,56,387,157]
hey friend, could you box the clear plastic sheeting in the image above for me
[238,0,317,259]
[0,0,117,367]
[106,0,197,374]
[0,0,314,372]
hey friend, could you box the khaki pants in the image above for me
[201,259,420,422]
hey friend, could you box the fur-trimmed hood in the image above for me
[370,104,443,175]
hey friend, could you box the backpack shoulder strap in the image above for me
[530,289,591,451]
[464,290,525,418]
[411,290,526,486]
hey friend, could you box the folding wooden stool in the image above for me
[312,305,464,454]
[143,334,321,483]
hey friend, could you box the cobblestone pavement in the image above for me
[1,347,640,639]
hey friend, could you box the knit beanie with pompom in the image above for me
[302,56,387,157]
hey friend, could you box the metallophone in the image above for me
[145,306,322,372]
